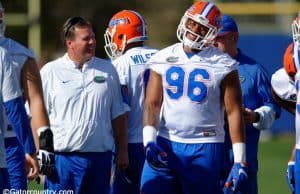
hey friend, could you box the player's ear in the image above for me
[232,32,239,43]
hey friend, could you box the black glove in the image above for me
[37,127,55,176]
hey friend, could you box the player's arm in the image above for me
[222,70,248,192]
[21,57,55,176]
[271,87,295,115]
[142,70,168,169]
[249,67,280,130]
[143,70,162,128]
[112,113,128,171]
[222,70,245,146]
[21,57,50,146]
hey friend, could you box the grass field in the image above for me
[258,134,294,194]
[27,135,295,193]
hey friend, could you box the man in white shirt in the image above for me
[40,16,129,194]
[104,10,157,194]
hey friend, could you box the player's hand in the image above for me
[37,149,55,176]
[224,162,248,193]
[118,166,137,184]
[286,162,295,193]
[145,142,168,170]
[115,150,129,172]
[243,108,259,124]
[25,153,39,180]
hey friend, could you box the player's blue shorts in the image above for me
[111,143,145,194]
[295,149,300,194]
[141,136,223,194]
[45,151,112,194]
[0,168,10,191]
[5,137,27,190]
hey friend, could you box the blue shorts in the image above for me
[5,137,27,190]
[111,143,145,194]
[141,136,223,194]
[295,149,300,194]
[45,151,112,194]
[0,168,10,191]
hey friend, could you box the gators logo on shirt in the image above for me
[239,76,245,83]
[166,56,179,63]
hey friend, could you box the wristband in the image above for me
[233,142,246,163]
[288,161,295,165]
[143,125,157,147]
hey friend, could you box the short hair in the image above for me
[61,16,91,42]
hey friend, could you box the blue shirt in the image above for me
[224,49,281,172]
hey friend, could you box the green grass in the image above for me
[258,135,294,194]
[28,135,295,193]
[28,178,43,190]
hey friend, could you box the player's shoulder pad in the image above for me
[147,43,178,65]
[1,38,35,58]
[203,46,238,68]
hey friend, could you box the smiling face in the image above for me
[185,18,209,41]
[66,26,96,65]
[176,1,221,51]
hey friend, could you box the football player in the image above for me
[104,10,157,194]
[0,1,55,189]
[140,1,247,194]
[281,12,300,194]
[271,52,297,194]
[0,46,36,191]
[271,43,297,115]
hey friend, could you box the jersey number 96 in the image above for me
[165,66,210,103]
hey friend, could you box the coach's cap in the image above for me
[218,15,238,36]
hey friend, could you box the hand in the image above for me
[37,149,55,176]
[145,142,168,170]
[224,163,248,193]
[243,108,259,124]
[115,150,129,172]
[286,162,295,193]
[25,153,39,180]
[118,166,137,184]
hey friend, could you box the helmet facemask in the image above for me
[0,3,6,36]
[104,26,126,59]
[104,10,148,60]
[292,17,300,44]
[177,12,218,50]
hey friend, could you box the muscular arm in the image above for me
[222,70,245,144]
[271,87,295,115]
[21,57,50,148]
[142,70,163,128]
